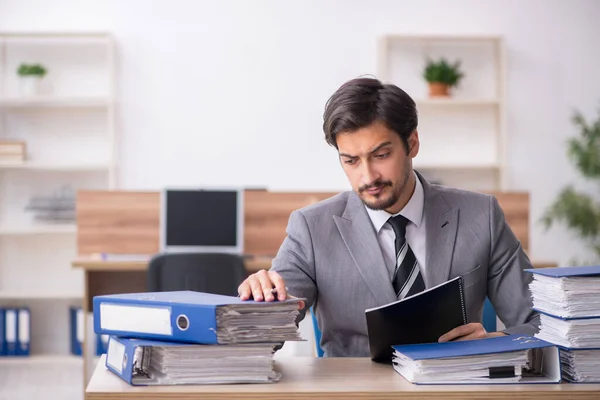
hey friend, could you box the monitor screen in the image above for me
[160,188,244,253]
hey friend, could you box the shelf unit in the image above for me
[0,32,116,375]
[377,34,507,191]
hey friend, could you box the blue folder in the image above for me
[16,308,30,356]
[105,336,280,386]
[392,334,561,384]
[105,336,155,385]
[393,334,554,359]
[525,265,600,277]
[93,290,300,344]
[4,309,17,356]
[0,308,5,356]
[70,306,83,356]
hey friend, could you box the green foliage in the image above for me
[541,106,600,265]
[423,57,464,87]
[17,63,47,77]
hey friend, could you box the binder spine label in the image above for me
[5,310,16,344]
[100,303,173,335]
[76,308,84,343]
[18,309,30,354]
[107,338,126,374]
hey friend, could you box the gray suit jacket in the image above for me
[270,172,540,357]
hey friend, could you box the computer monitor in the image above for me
[160,188,244,254]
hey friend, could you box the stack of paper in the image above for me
[215,302,302,343]
[560,350,600,383]
[391,334,561,384]
[536,314,600,349]
[529,272,600,319]
[94,290,304,385]
[107,337,281,385]
[527,265,600,383]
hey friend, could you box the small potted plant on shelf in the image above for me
[423,57,464,97]
[17,63,47,96]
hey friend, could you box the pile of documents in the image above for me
[528,265,600,383]
[391,334,561,384]
[94,290,304,385]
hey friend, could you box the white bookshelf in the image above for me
[377,34,507,191]
[0,96,111,108]
[0,224,76,235]
[0,161,111,171]
[0,32,116,372]
[0,354,82,365]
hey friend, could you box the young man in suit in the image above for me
[238,77,539,357]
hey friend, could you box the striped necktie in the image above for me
[388,214,425,299]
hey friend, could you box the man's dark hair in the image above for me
[322,77,418,153]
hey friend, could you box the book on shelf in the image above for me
[0,140,26,163]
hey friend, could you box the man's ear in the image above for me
[407,131,420,158]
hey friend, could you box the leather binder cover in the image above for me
[365,276,467,362]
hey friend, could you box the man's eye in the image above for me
[375,153,389,159]
[344,159,357,165]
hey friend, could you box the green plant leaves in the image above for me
[423,57,464,87]
[541,106,600,264]
[17,63,47,77]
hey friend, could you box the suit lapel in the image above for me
[419,172,459,288]
[334,193,396,305]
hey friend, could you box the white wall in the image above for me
[2,0,600,267]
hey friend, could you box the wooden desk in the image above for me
[71,256,271,273]
[87,355,600,400]
[71,256,557,385]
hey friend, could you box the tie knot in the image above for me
[388,214,409,239]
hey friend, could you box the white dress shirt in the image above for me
[365,172,427,279]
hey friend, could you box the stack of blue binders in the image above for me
[93,290,303,385]
[527,265,600,383]
[0,307,30,357]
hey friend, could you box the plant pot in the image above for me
[428,82,450,97]
[18,76,42,97]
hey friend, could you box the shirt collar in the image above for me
[365,171,425,233]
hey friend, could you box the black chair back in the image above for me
[147,253,247,296]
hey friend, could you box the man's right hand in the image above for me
[238,270,305,309]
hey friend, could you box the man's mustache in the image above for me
[359,180,392,192]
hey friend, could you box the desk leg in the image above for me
[82,270,148,396]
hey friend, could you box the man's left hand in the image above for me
[438,323,507,343]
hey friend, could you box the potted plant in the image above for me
[541,106,600,266]
[17,63,47,96]
[423,57,464,97]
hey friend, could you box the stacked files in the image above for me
[106,337,281,385]
[0,307,31,356]
[94,290,304,385]
[527,265,600,383]
[391,334,561,384]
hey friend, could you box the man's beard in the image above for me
[358,180,398,210]
[357,167,411,211]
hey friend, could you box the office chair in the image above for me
[147,253,248,296]
[310,307,324,357]
[482,297,497,332]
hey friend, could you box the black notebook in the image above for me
[365,276,467,362]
